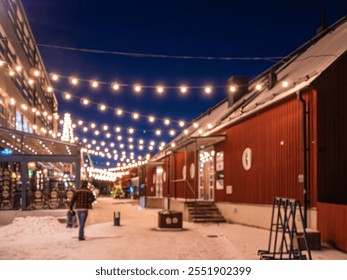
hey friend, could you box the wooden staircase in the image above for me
[186,201,226,223]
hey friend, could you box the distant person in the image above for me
[70,181,96,240]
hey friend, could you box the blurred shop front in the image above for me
[0,127,81,210]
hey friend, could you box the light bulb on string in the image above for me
[64,92,72,100]
[180,85,188,94]
[128,128,135,134]
[169,130,176,136]
[156,84,164,94]
[50,73,59,81]
[133,84,142,93]
[204,85,213,95]
[193,122,199,128]
[229,85,237,92]
[179,120,185,127]
[90,80,99,89]
[69,76,79,86]
[81,98,90,106]
[111,82,120,91]
[98,104,107,112]
[106,133,111,138]
[90,123,96,128]
[114,126,121,133]
[115,108,123,116]
[164,119,170,126]
[15,65,22,72]
[148,116,155,123]
[155,129,161,136]
[132,112,140,120]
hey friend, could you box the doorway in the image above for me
[198,149,215,200]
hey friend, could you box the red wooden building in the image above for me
[140,17,347,252]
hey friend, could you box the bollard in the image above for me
[114,211,121,226]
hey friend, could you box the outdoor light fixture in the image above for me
[111,82,120,91]
[164,119,170,126]
[255,84,262,90]
[115,108,123,116]
[132,112,139,119]
[90,80,99,88]
[148,116,155,122]
[81,98,90,105]
[99,104,107,111]
[229,85,237,92]
[282,80,289,88]
[156,84,164,94]
[204,85,213,94]
[133,84,142,93]
[69,76,79,85]
[180,85,188,94]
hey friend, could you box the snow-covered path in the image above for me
[0,197,346,260]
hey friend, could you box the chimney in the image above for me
[227,76,248,107]
[316,11,327,35]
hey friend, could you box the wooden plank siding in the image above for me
[172,151,197,199]
[314,52,347,205]
[214,91,317,206]
[318,202,347,251]
[145,166,156,197]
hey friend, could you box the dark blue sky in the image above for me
[21,0,347,167]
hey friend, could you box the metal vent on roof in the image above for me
[268,69,277,89]
[227,76,248,107]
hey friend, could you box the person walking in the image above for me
[70,180,96,240]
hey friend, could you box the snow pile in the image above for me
[0,216,67,239]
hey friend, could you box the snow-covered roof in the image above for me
[151,16,347,162]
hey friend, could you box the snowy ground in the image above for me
[0,197,346,260]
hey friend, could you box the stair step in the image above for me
[186,201,226,223]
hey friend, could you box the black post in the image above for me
[298,91,309,228]
[167,153,171,210]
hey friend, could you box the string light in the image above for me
[193,122,199,128]
[90,80,99,88]
[148,116,155,123]
[132,112,140,120]
[111,82,120,91]
[81,98,90,106]
[69,76,79,85]
[134,84,142,93]
[15,65,22,72]
[155,129,161,136]
[156,84,164,94]
[115,108,123,116]
[98,104,107,111]
[180,85,188,94]
[204,85,213,94]
[164,119,170,126]
[229,85,237,92]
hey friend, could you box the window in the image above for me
[15,110,22,131]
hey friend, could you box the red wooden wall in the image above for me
[214,91,317,207]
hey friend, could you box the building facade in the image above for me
[0,0,81,211]
[144,17,347,252]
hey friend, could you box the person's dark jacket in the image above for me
[70,187,95,211]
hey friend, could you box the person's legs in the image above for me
[77,210,88,240]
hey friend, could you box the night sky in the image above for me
[21,0,347,168]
